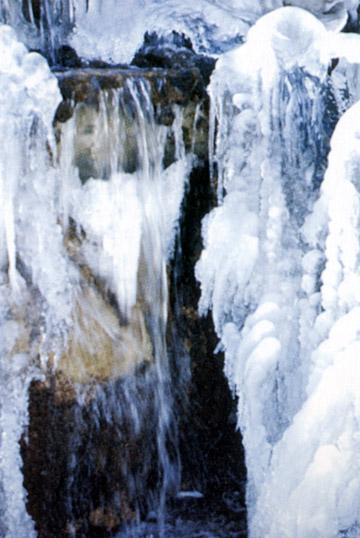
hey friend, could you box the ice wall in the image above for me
[0,24,61,538]
[197,6,360,537]
[0,0,74,61]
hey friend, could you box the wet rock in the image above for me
[22,0,41,27]
[131,31,216,89]
[54,66,210,180]
[168,161,247,525]
[89,507,121,530]
[56,45,83,69]
[57,288,153,385]
[342,6,360,32]
[54,100,73,123]
[21,367,159,538]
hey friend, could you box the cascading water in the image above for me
[0,22,194,536]
[4,0,360,537]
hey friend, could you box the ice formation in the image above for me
[0,24,61,538]
[1,1,359,63]
[67,0,359,62]
[0,20,191,536]
[197,6,360,538]
[3,0,360,535]
[69,0,360,62]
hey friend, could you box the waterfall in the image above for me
[4,0,360,537]
[0,22,193,536]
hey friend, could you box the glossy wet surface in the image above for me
[118,493,247,538]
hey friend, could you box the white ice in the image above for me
[197,6,360,538]
[19,0,355,63]
[0,23,63,538]
[0,24,191,536]
[1,1,358,63]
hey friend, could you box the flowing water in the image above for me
[0,23,193,536]
[2,1,360,538]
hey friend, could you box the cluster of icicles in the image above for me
[2,1,360,537]
[197,6,360,538]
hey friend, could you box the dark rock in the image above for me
[21,368,161,537]
[168,160,247,518]
[54,101,74,123]
[131,31,216,90]
[168,68,202,101]
[56,45,83,69]
[342,7,360,33]
[142,31,193,51]
[156,104,176,126]
[328,58,339,76]
[193,55,217,86]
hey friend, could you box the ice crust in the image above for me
[197,7,360,538]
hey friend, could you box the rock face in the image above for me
[54,64,210,167]
[169,162,247,524]
[21,370,160,537]
[131,31,216,88]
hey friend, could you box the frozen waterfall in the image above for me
[197,6,360,538]
[3,0,360,537]
[1,1,359,63]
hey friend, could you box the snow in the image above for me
[2,1,358,63]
